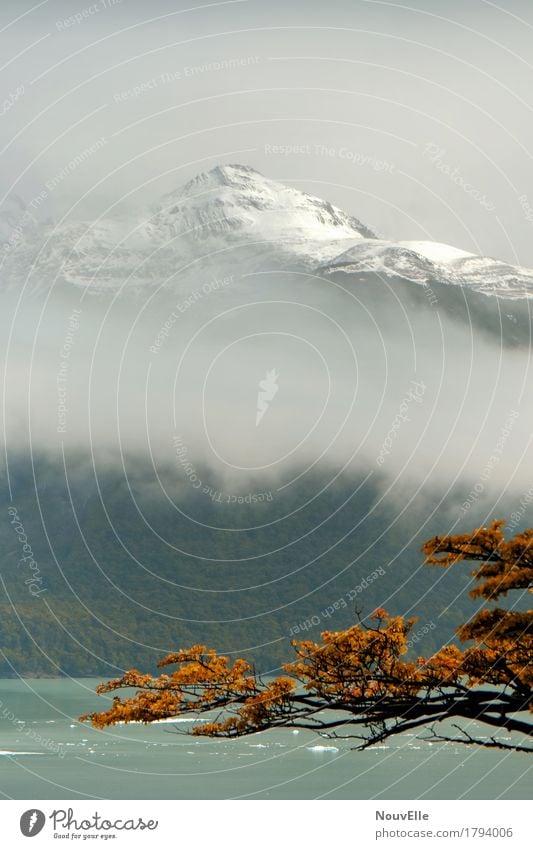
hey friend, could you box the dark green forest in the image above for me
[0,454,505,677]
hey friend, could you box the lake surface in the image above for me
[0,679,531,800]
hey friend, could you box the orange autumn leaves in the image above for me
[285,610,421,701]
[82,520,532,733]
[423,519,533,600]
[423,520,533,697]
[83,649,259,730]
[193,677,297,738]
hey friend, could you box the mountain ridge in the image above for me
[3,163,533,299]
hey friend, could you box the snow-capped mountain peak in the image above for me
[176,163,270,193]
[3,163,533,299]
[148,163,377,249]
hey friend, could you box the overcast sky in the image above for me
[1,0,533,264]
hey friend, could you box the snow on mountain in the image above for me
[0,165,376,292]
[321,241,438,283]
[143,164,377,272]
[322,236,533,298]
[442,254,533,298]
[398,241,474,263]
[2,163,533,299]
[148,164,375,244]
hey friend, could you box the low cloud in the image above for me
[2,265,533,512]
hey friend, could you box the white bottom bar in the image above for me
[2,799,529,847]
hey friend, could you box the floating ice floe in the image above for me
[306,745,339,753]
[0,750,44,756]
[115,715,198,726]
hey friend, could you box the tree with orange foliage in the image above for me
[81,521,532,752]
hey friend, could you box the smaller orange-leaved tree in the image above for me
[81,521,532,751]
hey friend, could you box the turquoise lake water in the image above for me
[0,679,531,800]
